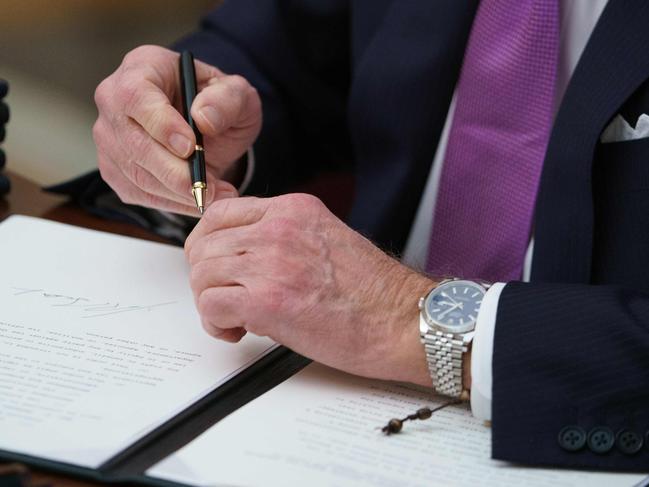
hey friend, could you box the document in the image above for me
[149,363,646,487]
[0,216,275,468]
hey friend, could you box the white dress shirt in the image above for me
[401,0,609,421]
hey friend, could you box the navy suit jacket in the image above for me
[171,0,649,471]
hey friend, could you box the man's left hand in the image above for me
[185,193,434,386]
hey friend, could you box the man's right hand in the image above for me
[93,45,262,215]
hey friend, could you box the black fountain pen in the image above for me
[179,50,207,214]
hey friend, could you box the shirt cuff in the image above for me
[238,147,255,194]
[470,282,507,422]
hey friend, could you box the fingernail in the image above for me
[170,133,192,157]
[199,107,221,132]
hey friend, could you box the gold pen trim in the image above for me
[192,181,207,214]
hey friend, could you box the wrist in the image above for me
[381,268,440,387]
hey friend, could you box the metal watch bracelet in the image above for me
[421,329,470,398]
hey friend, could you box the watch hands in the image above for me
[441,292,461,307]
[438,303,461,319]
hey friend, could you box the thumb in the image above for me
[191,75,261,137]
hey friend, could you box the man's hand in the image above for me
[185,193,436,386]
[93,45,262,215]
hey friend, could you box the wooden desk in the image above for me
[0,171,170,487]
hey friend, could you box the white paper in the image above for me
[0,216,275,468]
[149,363,646,487]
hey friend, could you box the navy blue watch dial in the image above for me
[425,280,485,333]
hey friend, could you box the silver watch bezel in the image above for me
[419,279,487,335]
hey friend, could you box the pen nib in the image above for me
[192,183,207,216]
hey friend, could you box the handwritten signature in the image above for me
[11,287,176,318]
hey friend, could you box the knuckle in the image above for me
[189,258,208,286]
[199,317,222,339]
[279,193,324,214]
[184,236,195,260]
[122,45,155,66]
[121,48,139,66]
[202,322,220,338]
[197,289,218,318]
[226,74,250,92]
[205,326,226,340]
[94,79,112,110]
[223,75,249,105]
[187,242,204,266]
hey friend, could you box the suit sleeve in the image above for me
[173,0,354,196]
[492,281,649,471]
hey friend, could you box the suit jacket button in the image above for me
[558,426,586,451]
[587,427,615,454]
[616,429,643,455]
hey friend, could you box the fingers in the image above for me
[197,286,249,342]
[103,46,222,159]
[95,117,193,206]
[124,79,195,158]
[97,150,200,215]
[118,117,212,203]
[191,75,261,137]
[94,46,186,159]
[192,56,225,88]
[190,255,251,297]
[95,117,239,213]
[186,226,252,264]
[205,327,247,343]
[94,45,261,214]
[185,197,272,252]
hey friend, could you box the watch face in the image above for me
[424,280,485,333]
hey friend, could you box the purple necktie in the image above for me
[426,0,559,282]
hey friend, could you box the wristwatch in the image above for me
[419,279,490,398]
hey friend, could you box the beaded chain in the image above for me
[381,398,465,435]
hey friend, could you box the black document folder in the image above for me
[0,347,310,486]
